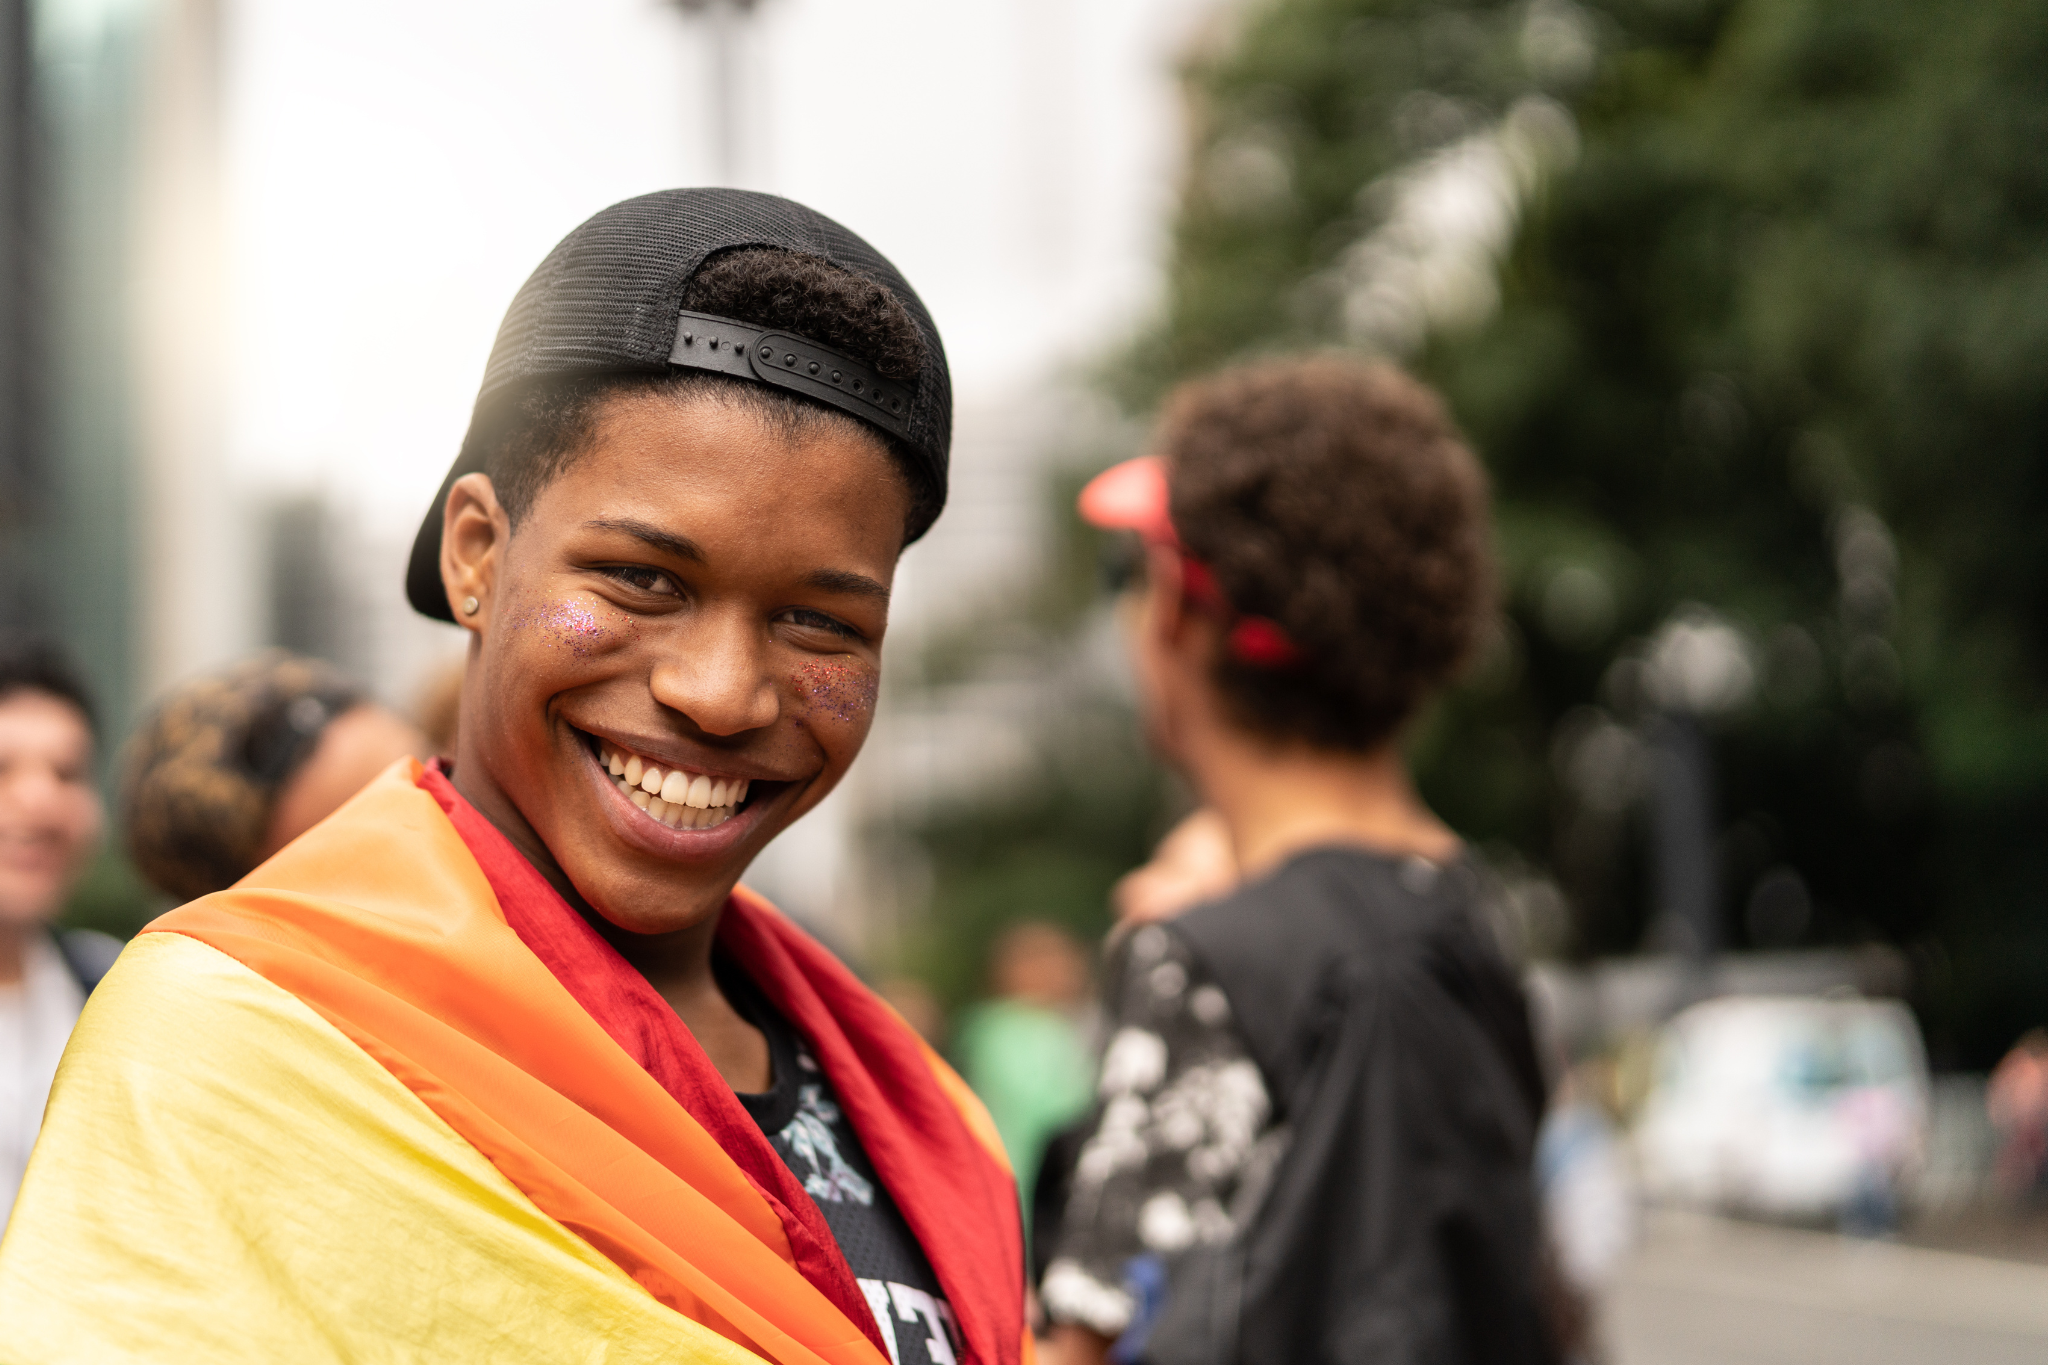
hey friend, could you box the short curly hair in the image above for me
[476,246,936,536]
[1160,355,1493,752]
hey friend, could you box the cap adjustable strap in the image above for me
[667,308,915,443]
[1179,556,1307,669]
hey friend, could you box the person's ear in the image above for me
[440,473,509,633]
[1142,542,1191,647]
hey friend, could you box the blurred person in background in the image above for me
[1041,357,1558,1365]
[1535,1062,1637,1305]
[0,191,1025,1365]
[1989,1029,2048,1203]
[878,973,949,1051]
[121,651,430,902]
[956,921,1097,1227]
[0,640,118,1229]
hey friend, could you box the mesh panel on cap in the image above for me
[406,188,951,622]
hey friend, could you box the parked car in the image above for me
[1633,995,1929,1225]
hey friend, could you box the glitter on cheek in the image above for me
[506,597,639,657]
[793,658,879,725]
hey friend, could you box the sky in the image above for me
[221,0,1221,525]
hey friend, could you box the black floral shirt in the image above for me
[1040,924,1280,1338]
[722,959,963,1365]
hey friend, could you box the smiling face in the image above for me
[0,690,102,930]
[441,386,910,936]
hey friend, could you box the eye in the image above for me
[598,565,681,598]
[781,607,862,641]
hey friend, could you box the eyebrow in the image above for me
[588,518,890,603]
[585,518,705,563]
[805,568,891,604]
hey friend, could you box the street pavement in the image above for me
[1603,1208,2048,1365]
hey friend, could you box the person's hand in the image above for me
[1111,807,1237,926]
[1039,1323,1115,1365]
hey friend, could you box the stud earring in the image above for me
[462,595,480,616]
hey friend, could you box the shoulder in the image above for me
[48,930,354,1086]
[1108,923,1223,1017]
[0,931,726,1363]
[1098,924,1246,1087]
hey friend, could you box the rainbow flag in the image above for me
[0,762,1024,1364]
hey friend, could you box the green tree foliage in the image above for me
[902,710,1172,1013]
[1122,0,2048,1063]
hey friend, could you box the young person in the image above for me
[1042,357,1556,1365]
[0,640,117,1230]
[121,650,429,901]
[0,191,1024,1365]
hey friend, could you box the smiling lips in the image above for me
[598,741,752,831]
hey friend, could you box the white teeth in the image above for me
[602,738,752,825]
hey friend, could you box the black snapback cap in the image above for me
[404,188,952,623]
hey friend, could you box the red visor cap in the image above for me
[1077,456,1180,548]
[1076,456,1306,670]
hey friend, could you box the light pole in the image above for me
[669,0,764,187]
[1642,608,1754,975]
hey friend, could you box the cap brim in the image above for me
[1077,456,1177,545]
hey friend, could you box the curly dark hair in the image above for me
[478,247,935,536]
[1161,355,1494,752]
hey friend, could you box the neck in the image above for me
[1188,727,1458,882]
[0,921,27,986]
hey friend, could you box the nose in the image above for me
[647,608,781,738]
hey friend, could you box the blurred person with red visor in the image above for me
[1039,357,1561,1365]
